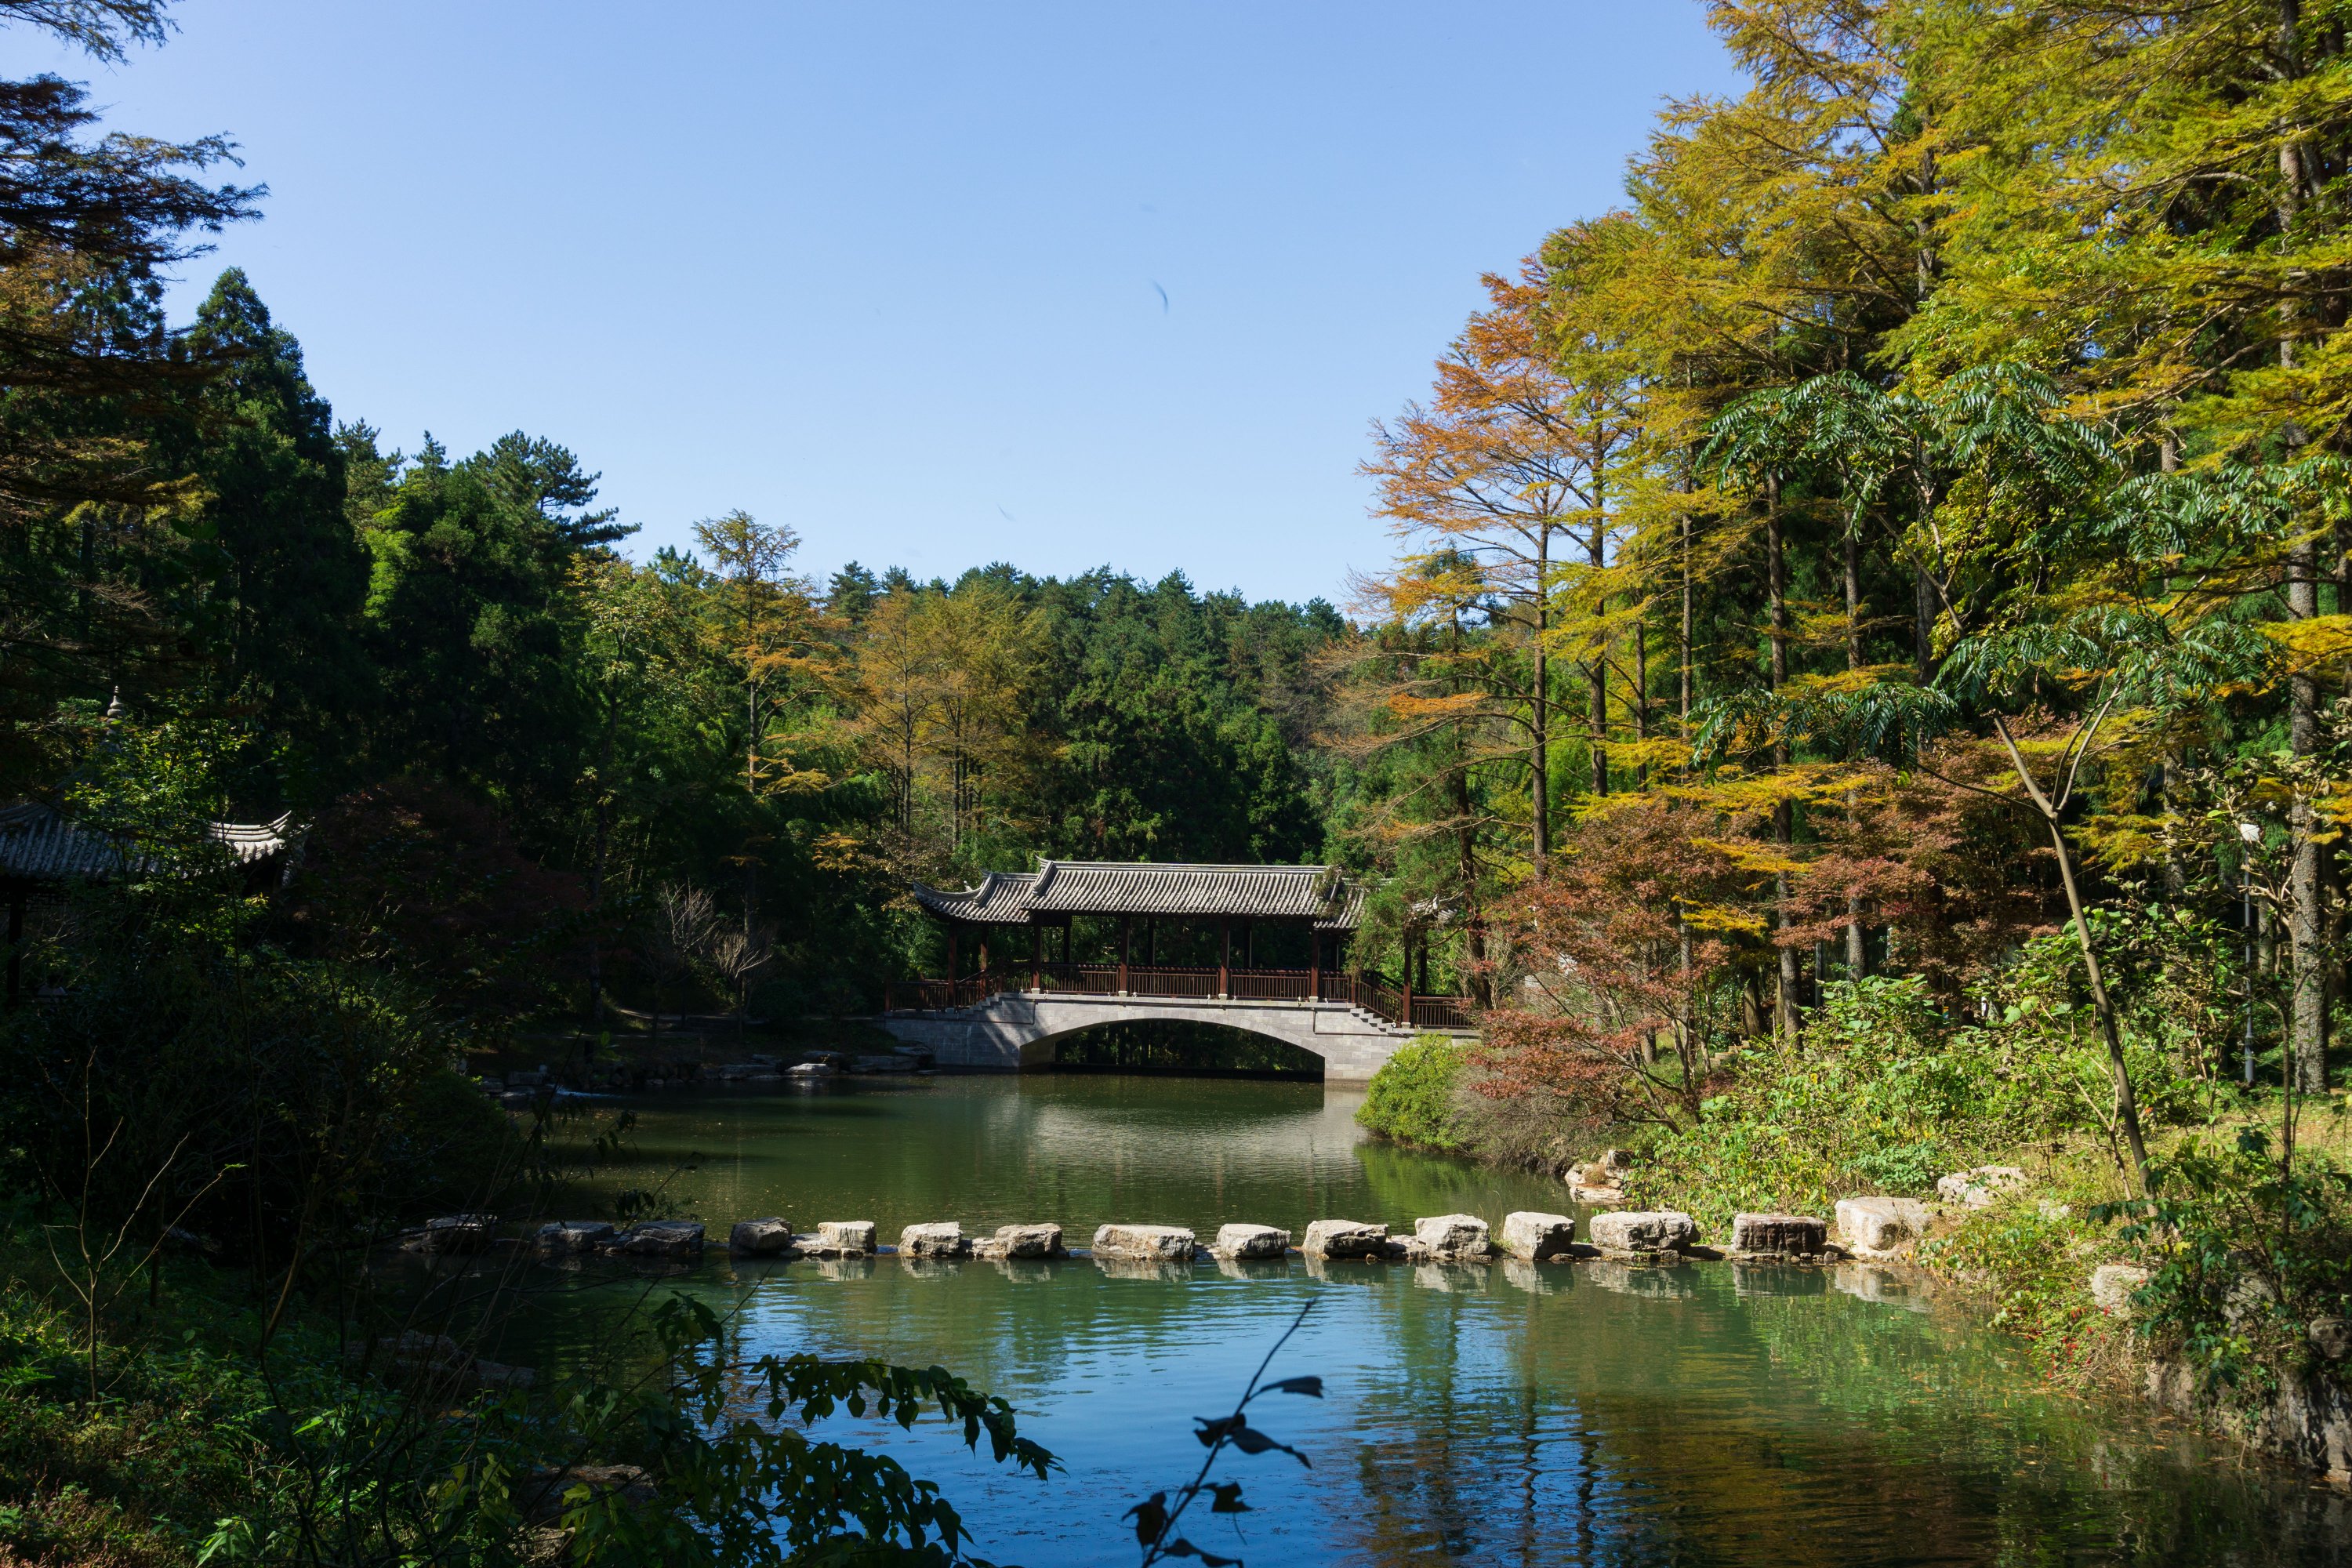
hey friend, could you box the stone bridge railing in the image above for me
[884,963,1477,1033]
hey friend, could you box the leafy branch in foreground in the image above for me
[568,1292,1058,1567]
[1125,1297,1321,1567]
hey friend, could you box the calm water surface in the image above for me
[517,1076,2348,1566]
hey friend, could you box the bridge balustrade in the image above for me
[885,963,1480,1032]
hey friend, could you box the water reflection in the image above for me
[521,1078,2347,1566]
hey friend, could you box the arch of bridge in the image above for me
[873,991,1428,1082]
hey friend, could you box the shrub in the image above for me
[2110,1126,2352,1397]
[1356,1036,1471,1151]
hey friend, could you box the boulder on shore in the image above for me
[1730,1213,1827,1255]
[971,1222,1065,1261]
[729,1218,793,1256]
[608,1221,705,1260]
[407,1214,495,1254]
[1835,1197,1933,1258]
[898,1221,967,1258]
[1409,1214,1492,1262]
[535,1220,616,1256]
[1588,1210,1695,1256]
[1936,1165,2029,1209]
[1210,1223,1290,1259]
[1090,1223,1196,1261]
[1499,1212,1578,1261]
[2090,1262,2151,1316]
[1300,1219,1391,1260]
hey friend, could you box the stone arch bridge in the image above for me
[877,985,1472,1080]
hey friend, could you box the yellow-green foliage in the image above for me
[1356,1036,1472,1151]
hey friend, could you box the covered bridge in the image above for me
[895,858,1468,1034]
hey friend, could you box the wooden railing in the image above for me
[886,964,1479,1032]
[884,971,1022,1011]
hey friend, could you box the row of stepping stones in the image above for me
[400,1201,1960,1267]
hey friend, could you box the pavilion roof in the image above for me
[912,859,1362,929]
[0,801,295,884]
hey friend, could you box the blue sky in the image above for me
[20,2,1740,606]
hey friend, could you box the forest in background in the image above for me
[2,2,2352,1561]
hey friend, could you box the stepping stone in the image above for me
[1209,1223,1290,1259]
[1300,1219,1390,1259]
[1587,1210,1695,1256]
[1090,1223,1196,1261]
[1499,1211,1577,1261]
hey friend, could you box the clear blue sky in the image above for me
[20,2,1740,606]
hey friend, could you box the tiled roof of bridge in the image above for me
[0,801,295,883]
[912,860,1360,927]
[910,870,1040,925]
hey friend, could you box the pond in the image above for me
[512,1076,2349,1567]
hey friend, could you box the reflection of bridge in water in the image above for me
[878,861,1477,1080]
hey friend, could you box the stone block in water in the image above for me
[971,1223,1064,1260]
[1835,1197,1931,1257]
[1300,1219,1390,1259]
[728,1218,793,1256]
[1499,1211,1577,1261]
[1210,1223,1290,1259]
[535,1220,615,1255]
[898,1221,967,1258]
[805,1221,877,1256]
[1090,1223,1196,1261]
[1730,1213,1827,1254]
[1410,1214,1492,1261]
[610,1221,704,1260]
[1587,1210,1695,1255]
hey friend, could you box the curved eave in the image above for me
[912,871,1038,926]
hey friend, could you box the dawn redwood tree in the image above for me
[1360,265,1627,875]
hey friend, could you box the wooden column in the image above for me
[1030,923,1044,993]
[946,929,959,983]
[1308,924,1321,1003]
[978,933,990,975]
[1402,934,1414,1029]
[1119,915,1132,994]
[1218,919,1232,999]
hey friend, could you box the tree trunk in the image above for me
[2278,5,2328,1091]
[1532,526,1552,873]
[1679,510,1694,728]
[1766,481,1798,1039]
[1843,528,1867,978]
[1588,499,1608,797]
[585,699,617,1039]
[2289,534,2329,1091]
[1987,717,2151,1190]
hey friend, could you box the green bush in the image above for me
[1356,1036,1471,1151]
[2110,1126,2352,1397]
[1644,975,2080,1224]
